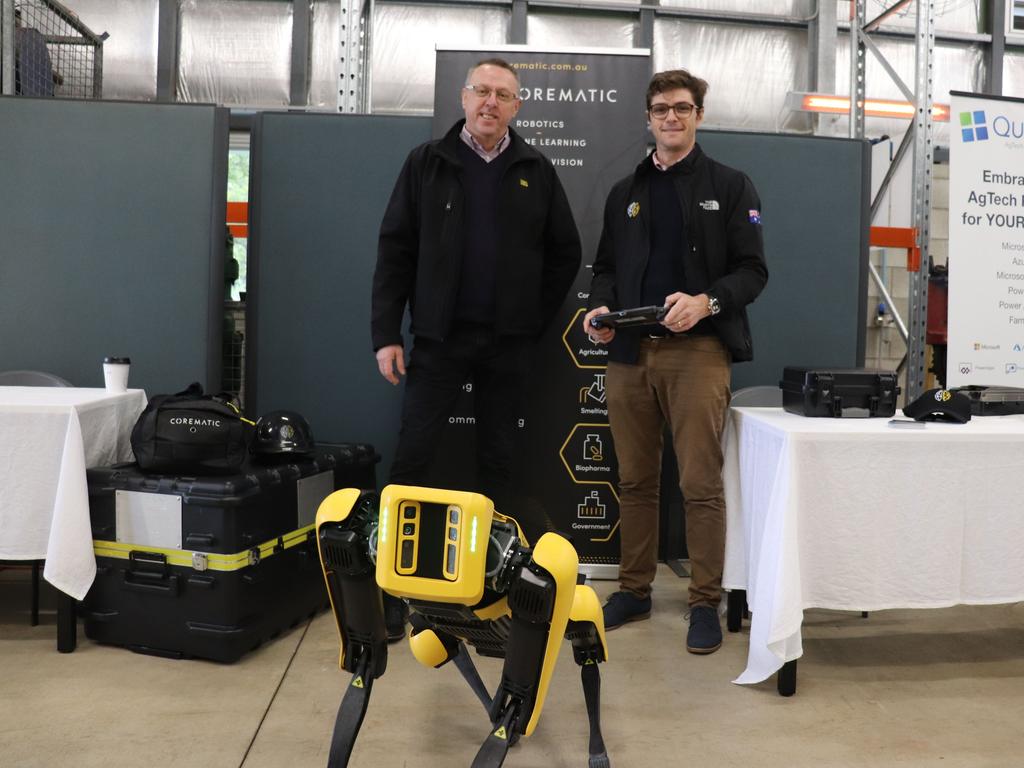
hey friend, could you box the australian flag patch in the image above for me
[748,209,762,225]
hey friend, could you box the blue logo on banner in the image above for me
[960,110,989,142]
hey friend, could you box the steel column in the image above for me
[907,1,934,400]
[986,0,1006,95]
[339,0,367,112]
[290,0,311,106]
[849,0,866,139]
[808,0,837,135]
[1,0,14,96]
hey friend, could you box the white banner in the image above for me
[948,91,1024,386]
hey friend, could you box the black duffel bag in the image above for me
[131,383,255,474]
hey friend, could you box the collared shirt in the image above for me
[652,147,694,172]
[460,125,511,163]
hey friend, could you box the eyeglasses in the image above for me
[464,84,519,104]
[649,102,699,119]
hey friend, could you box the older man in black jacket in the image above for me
[583,69,767,655]
[372,59,581,638]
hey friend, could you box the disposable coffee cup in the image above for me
[103,356,131,393]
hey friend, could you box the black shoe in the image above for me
[601,591,651,630]
[686,605,722,654]
[384,595,407,644]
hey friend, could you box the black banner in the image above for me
[431,46,650,566]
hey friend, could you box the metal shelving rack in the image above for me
[850,0,935,402]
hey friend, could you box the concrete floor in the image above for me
[1,564,1023,768]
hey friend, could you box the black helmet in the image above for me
[253,410,315,456]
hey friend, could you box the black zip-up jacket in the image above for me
[372,120,582,351]
[588,143,768,363]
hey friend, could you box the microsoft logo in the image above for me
[960,110,989,142]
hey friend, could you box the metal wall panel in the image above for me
[370,3,509,113]
[662,0,813,13]
[61,0,159,100]
[527,10,637,49]
[177,0,291,107]
[654,19,808,130]
[309,0,339,109]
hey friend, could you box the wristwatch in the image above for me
[706,295,722,317]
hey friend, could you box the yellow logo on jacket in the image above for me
[627,202,640,218]
[519,178,529,188]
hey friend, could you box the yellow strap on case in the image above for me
[93,524,316,572]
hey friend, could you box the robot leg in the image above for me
[316,489,389,767]
[473,533,579,768]
[566,583,611,768]
[408,611,492,712]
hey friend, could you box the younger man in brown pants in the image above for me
[583,69,767,654]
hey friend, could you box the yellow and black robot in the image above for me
[315,484,611,768]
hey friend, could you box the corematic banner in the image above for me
[431,46,650,567]
[948,91,1024,386]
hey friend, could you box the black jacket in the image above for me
[588,143,768,363]
[372,120,582,350]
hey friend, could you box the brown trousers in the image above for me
[606,334,731,607]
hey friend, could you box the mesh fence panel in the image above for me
[14,0,103,98]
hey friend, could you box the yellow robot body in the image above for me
[314,484,611,768]
[375,485,495,605]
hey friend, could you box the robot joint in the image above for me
[319,527,373,576]
[508,564,556,624]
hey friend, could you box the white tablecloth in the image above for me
[0,387,147,600]
[722,406,1024,685]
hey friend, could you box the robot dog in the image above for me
[315,484,611,767]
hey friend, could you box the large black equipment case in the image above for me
[83,443,378,662]
[954,386,1024,416]
[780,367,900,417]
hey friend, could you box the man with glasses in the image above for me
[582,69,768,654]
[373,58,582,639]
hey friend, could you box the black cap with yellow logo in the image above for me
[902,388,972,423]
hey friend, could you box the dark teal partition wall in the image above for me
[247,113,431,465]
[699,130,870,388]
[0,96,229,393]
[247,119,866,481]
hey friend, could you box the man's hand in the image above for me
[661,293,710,332]
[582,306,615,345]
[375,344,406,385]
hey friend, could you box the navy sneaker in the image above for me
[686,605,722,654]
[602,591,652,630]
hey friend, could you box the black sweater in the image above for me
[372,120,582,350]
[588,144,768,363]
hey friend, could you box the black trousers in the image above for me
[389,325,533,514]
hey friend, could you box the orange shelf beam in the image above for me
[870,226,920,272]
[227,201,249,239]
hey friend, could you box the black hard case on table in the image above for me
[83,443,378,662]
[954,386,1024,416]
[780,368,900,418]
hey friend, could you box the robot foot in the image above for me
[471,705,518,768]
[327,649,376,768]
[581,663,610,768]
